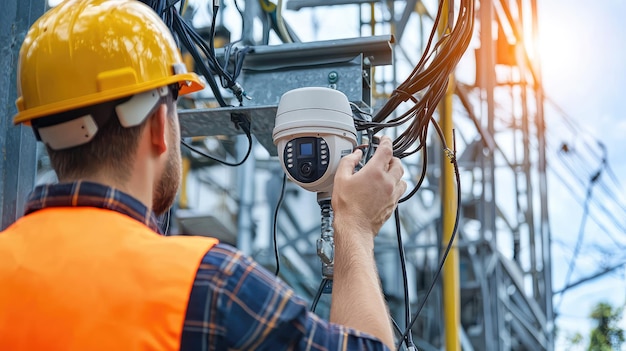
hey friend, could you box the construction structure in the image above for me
[1,0,556,350]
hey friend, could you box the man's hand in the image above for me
[332,136,407,242]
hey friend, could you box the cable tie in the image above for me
[444,147,455,162]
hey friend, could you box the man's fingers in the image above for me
[387,157,404,180]
[336,149,363,177]
[378,135,393,146]
[367,136,394,170]
[394,179,408,202]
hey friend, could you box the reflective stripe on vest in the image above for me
[0,207,218,350]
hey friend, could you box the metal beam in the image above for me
[394,0,418,42]
[532,0,554,343]
[478,0,500,348]
[287,0,376,11]
[180,36,393,155]
[244,54,370,107]
[242,35,393,69]
[179,105,278,155]
[0,0,45,230]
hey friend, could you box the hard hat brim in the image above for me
[14,73,205,125]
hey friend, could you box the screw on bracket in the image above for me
[328,71,339,84]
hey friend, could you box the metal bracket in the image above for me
[179,36,393,156]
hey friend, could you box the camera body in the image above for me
[272,87,357,194]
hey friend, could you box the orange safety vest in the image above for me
[0,207,218,350]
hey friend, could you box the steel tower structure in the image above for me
[1,0,554,349]
[224,0,555,349]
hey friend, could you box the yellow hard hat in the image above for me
[13,0,205,125]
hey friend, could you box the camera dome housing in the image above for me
[272,87,357,194]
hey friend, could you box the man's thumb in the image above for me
[336,149,363,177]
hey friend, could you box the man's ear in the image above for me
[149,103,168,155]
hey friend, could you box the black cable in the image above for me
[180,132,252,167]
[222,43,251,88]
[344,0,474,336]
[273,174,287,276]
[140,0,250,106]
[396,132,461,350]
[327,1,471,343]
[233,0,244,14]
[394,207,415,349]
[391,317,403,339]
[364,0,474,160]
[206,6,250,104]
[208,6,236,86]
[397,116,445,203]
[399,142,428,203]
[183,5,245,101]
[310,278,329,312]
[170,6,229,106]
[348,7,471,333]
[149,0,228,105]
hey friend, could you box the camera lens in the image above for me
[300,162,313,177]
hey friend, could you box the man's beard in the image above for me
[152,136,181,216]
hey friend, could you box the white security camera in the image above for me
[272,87,357,194]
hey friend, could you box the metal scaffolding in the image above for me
[214,0,555,349]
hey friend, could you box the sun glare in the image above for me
[531,7,595,99]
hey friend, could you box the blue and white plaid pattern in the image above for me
[25,181,389,351]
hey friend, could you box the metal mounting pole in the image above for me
[479,0,499,348]
[316,195,334,281]
[439,1,460,349]
[530,0,554,348]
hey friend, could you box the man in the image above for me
[0,0,407,350]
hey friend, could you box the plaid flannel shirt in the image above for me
[24,181,389,351]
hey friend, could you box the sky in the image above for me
[536,0,626,349]
[542,0,626,288]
